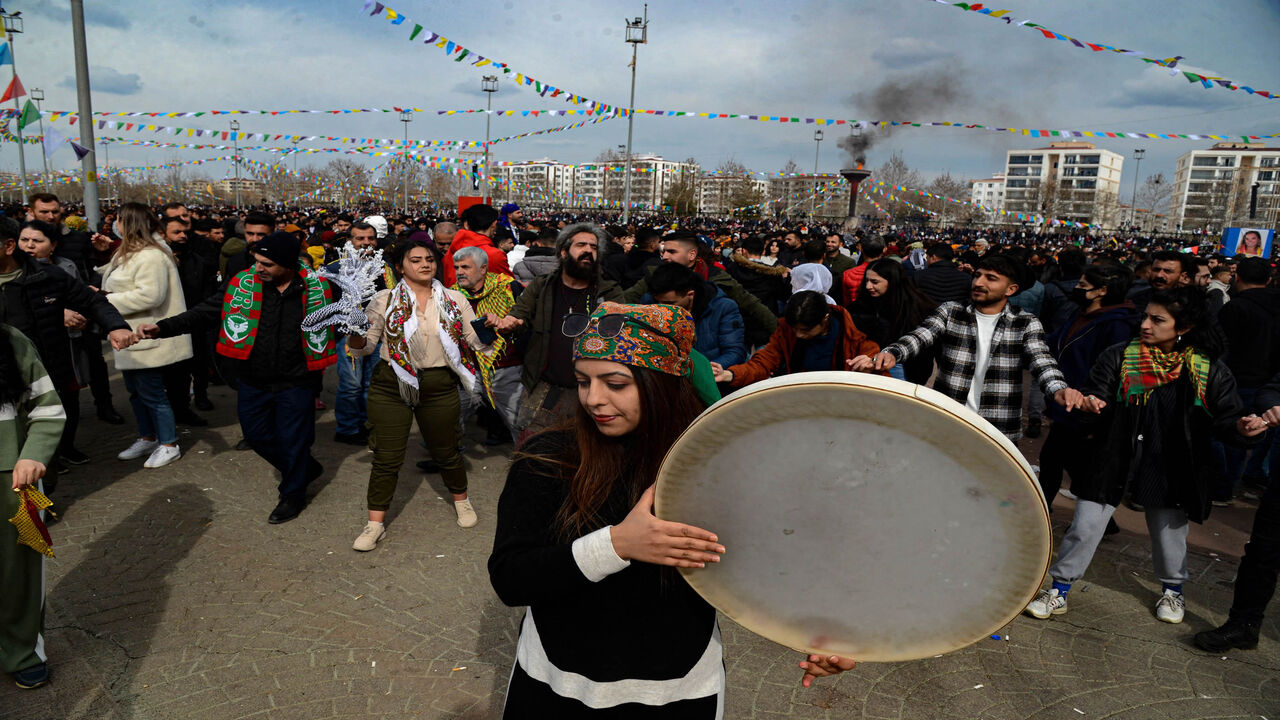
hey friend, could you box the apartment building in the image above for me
[1171,142,1280,232]
[1002,142,1124,226]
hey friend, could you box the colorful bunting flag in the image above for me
[0,43,12,67]
[926,0,1277,101]
[0,73,24,103]
[69,140,90,160]
[17,99,39,131]
[42,126,66,157]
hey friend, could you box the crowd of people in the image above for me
[0,191,1277,716]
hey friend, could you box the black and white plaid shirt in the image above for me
[884,302,1068,441]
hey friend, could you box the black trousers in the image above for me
[1038,423,1099,510]
[1230,479,1280,625]
[78,332,113,409]
[162,360,194,414]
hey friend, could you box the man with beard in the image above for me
[1130,251,1192,309]
[487,223,624,441]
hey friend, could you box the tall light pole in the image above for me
[2,9,28,204]
[290,138,298,205]
[810,129,823,219]
[1129,148,1145,231]
[99,139,109,202]
[481,76,497,201]
[399,109,412,212]
[30,86,48,187]
[70,1,99,227]
[230,120,241,209]
[622,6,648,225]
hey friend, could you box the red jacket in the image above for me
[726,304,880,387]
[442,229,511,286]
[842,262,869,305]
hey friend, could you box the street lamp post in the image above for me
[481,76,497,202]
[31,87,49,188]
[810,129,823,219]
[290,138,298,205]
[1129,148,1145,231]
[2,10,28,204]
[230,120,241,209]
[400,109,412,212]
[622,6,648,225]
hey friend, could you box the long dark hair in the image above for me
[529,367,705,541]
[851,259,937,337]
[0,326,25,407]
[1148,287,1223,358]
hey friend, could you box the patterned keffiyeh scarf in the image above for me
[454,273,515,406]
[1118,340,1211,409]
[383,279,480,405]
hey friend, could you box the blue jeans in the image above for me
[335,338,380,436]
[123,368,177,445]
[237,381,319,501]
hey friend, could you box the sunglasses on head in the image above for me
[562,312,667,339]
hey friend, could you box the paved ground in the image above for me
[3,371,1278,720]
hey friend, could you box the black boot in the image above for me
[1194,619,1260,652]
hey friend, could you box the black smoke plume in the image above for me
[838,71,968,166]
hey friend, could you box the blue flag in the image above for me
[0,43,11,67]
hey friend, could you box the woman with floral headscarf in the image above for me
[489,302,852,717]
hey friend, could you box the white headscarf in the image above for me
[790,263,835,305]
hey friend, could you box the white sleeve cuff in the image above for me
[571,525,631,582]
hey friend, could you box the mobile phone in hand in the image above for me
[471,317,498,345]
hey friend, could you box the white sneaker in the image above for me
[352,522,386,552]
[455,499,478,528]
[143,444,181,468]
[1025,588,1068,619]
[1155,589,1185,623]
[118,438,159,461]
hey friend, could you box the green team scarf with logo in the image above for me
[217,265,337,371]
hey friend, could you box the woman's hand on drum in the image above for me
[610,485,725,569]
[798,654,856,688]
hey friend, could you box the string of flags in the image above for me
[927,1,1277,101]
[437,107,1277,141]
[39,109,613,149]
[359,1,618,116]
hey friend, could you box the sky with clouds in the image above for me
[7,0,1280,192]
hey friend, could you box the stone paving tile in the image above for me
[1,374,1278,720]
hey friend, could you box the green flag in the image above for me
[17,99,38,131]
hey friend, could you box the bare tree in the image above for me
[716,159,763,217]
[873,151,921,192]
[323,159,372,208]
[596,147,626,203]
[663,156,699,216]
[925,172,974,226]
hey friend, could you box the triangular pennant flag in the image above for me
[0,73,25,103]
[17,99,40,131]
[70,141,90,160]
[0,43,12,67]
[42,125,66,157]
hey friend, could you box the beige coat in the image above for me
[101,244,193,370]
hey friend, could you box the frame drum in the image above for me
[654,372,1051,662]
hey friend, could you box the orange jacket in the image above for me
[726,304,880,387]
[442,228,511,286]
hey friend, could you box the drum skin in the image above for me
[654,371,1051,662]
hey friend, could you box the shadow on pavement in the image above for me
[42,484,213,720]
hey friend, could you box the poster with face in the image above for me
[1221,228,1274,258]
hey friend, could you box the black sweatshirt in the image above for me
[488,433,722,713]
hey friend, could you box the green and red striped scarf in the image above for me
[217,266,337,371]
[1118,340,1210,409]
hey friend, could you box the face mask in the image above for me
[1070,288,1094,306]
[112,221,123,238]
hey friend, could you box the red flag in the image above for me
[0,73,24,102]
